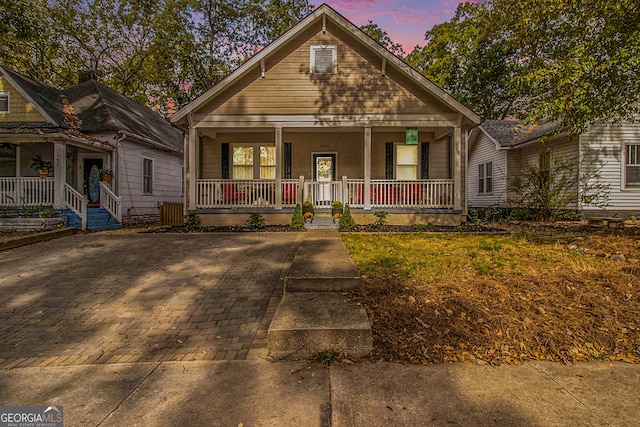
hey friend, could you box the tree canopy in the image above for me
[407,0,640,131]
[0,0,313,114]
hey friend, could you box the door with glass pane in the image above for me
[313,154,336,204]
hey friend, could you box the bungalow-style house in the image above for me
[0,66,183,230]
[171,4,481,226]
[468,119,640,218]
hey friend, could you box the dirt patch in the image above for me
[346,223,640,365]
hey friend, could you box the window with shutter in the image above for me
[310,46,336,74]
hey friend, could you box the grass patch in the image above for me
[343,226,640,365]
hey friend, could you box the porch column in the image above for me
[188,123,197,210]
[364,126,372,210]
[453,126,462,210]
[275,127,283,209]
[54,142,66,208]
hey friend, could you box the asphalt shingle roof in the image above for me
[481,119,562,148]
[1,66,182,152]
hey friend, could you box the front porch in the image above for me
[0,177,122,231]
[194,177,455,211]
[0,140,122,230]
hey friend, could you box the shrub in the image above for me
[373,210,388,228]
[246,212,266,229]
[184,210,200,230]
[339,204,357,230]
[291,204,305,229]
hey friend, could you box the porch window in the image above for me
[396,145,418,180]
[232,145,275,179]
[143,157,153,194]
[310,46,336,74]
[625,142,640,187]
[260,146,276,179]
[232,146,253,179]
[478,161,492,194]
[0,92,8,114]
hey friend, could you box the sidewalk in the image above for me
[1,359,637,426]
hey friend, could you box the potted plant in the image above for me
[99,168,113,182]
[31,155,53,178]
[331,201,343,216]
[302,200,314,214]
[304,211,314,223]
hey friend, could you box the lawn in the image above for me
[342,224,640,365]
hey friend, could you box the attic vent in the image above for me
[310,45,336,74]
[0,92,8,113]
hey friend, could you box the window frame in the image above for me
[310,45,337,75]
[395,144,419,180]
[623,140,640,189]
[230,144,276,180]
[478,161,493,194]
[0,91,9,114]
[142,157,154,195]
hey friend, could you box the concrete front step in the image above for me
[304,215,338,230]
[268,292,372,360]
[285,229,362,292]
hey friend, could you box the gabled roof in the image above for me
[171,3,481,125]
[0,66,65,126]
[480,119,563,148]
[65,80,183,152]
[0,65,182,152]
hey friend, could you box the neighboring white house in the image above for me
[468,119,640,218]
[0,66,184,229]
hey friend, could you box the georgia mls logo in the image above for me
[0,405,64,427]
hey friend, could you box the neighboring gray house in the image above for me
[468,119,640,218]
[0,66,184,229]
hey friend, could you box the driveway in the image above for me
[0,232,301,368]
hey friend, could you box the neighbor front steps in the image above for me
[268,229,372,360]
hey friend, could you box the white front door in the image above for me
[314,154,335,204]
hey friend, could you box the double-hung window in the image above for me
[396,145,418,180]
[0,92,9,114]
[624,142,640,188]
[232,145,276,179]
[310,46,336,74]
[143,157,153,194]
[478,161,493,194]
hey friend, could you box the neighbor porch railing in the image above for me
[99,182,122,222]
[0,177,54,207]
[64,183,88,230]
[194,178,455,210]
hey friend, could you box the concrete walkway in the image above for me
[1,359,638,426]
[1,232,638,426]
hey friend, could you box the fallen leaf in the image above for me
[160,396,167,403]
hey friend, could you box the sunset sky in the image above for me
[319,0,483,53]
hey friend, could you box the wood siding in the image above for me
[118,140,183,218]
[0,76,47,123]
[202,130,453,181]
[198,21,453,117]
[580,124,640,212]
[468,132,508,207]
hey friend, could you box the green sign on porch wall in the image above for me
[406,127,418,145]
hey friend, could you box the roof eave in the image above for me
[0,67,61,127]
[171,4,481,126]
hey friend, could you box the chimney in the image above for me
[78,70,97,84]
